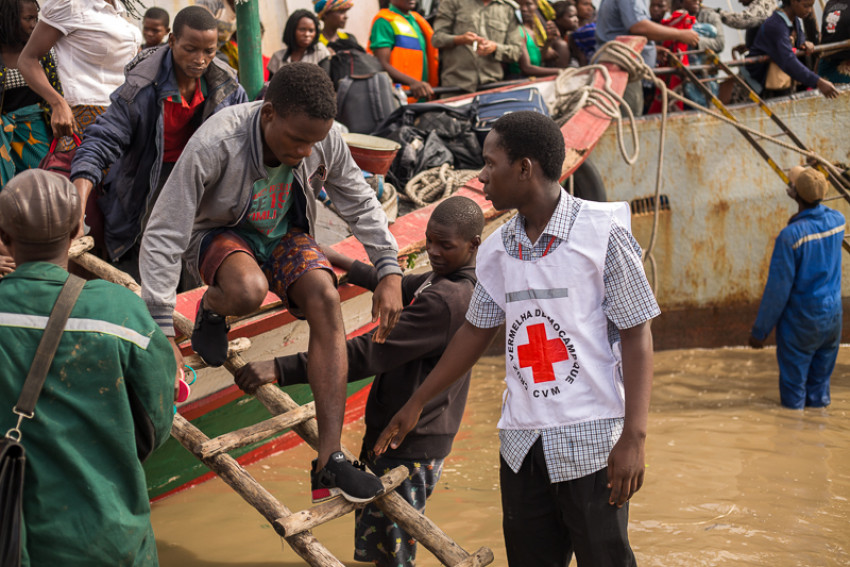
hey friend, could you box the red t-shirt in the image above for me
[162,78,206,163]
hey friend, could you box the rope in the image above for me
[553,40,849,293]
[661,87,850,192]
[550,62,641,165]
[552,41,670,291]
[403,163,480,207]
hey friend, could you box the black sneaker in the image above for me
[191,296,230,367]
[311,452,385,504]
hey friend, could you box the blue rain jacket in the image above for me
[752,204,845,341]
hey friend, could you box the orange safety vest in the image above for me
[369,8,439,99]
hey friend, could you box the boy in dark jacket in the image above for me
[235,195,484,567]
[70,6,247,276]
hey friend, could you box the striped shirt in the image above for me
[572,22,597,60]
[467,190,660,482]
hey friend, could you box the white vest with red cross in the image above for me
[476,198,631,430]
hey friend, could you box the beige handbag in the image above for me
[765,61,792,90]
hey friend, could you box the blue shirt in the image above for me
[595,0,657,67]
[752,204,845,340]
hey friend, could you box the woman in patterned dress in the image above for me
[0,0,61,185]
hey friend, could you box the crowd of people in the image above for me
[0,0,845,566]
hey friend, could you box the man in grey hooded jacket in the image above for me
[140,62,403,503]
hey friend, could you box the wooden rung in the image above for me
[453,548,496,567]
[69,236,94,258]
[199,402,317,458]
[274,465,409,537]
[183,337,253,370]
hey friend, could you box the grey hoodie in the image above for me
[139,101,401,335]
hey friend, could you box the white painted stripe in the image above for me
[791,225,845,250]
[0,313,151,350]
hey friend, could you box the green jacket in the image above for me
[0,262,175,566]
[431,0,523,92]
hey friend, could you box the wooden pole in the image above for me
[275,466,410,537]
[69,237,94,258]
[452,548,496,567]
[170,413,345,566]
[72,251,141,294]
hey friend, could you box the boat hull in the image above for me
[592,87,850,349]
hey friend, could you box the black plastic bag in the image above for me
[373,103,483,188]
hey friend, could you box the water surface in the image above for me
[151,347,850,566]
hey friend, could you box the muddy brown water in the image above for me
[151,347,850,566]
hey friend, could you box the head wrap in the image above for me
[314,0,354,19]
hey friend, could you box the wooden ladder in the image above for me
[73,247,494,567]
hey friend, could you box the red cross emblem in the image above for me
[517,323,570,383]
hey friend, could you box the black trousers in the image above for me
[500,439,636,567]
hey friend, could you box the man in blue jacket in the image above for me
[750,166,845,409]
[70,5,247,278]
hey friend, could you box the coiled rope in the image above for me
[402,163,480,207]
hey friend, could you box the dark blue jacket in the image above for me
[752,204,845,340]
[747,10,820,89]
[70,46,248,261]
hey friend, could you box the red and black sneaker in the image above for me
[311,452,385,504]
[190,295,230,368]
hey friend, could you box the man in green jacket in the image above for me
[0,170,176,566]
[431,0,524,92]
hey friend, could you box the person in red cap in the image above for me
[750,166,845,409]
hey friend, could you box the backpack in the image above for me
[322,50,400,134]
[336,72,400,134]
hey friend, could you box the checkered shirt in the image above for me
[468,190,661,482]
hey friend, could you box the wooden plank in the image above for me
[199,402,317,458]
[274,466,409,537]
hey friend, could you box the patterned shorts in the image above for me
[354,455,444,567]
[198,228,335,316]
